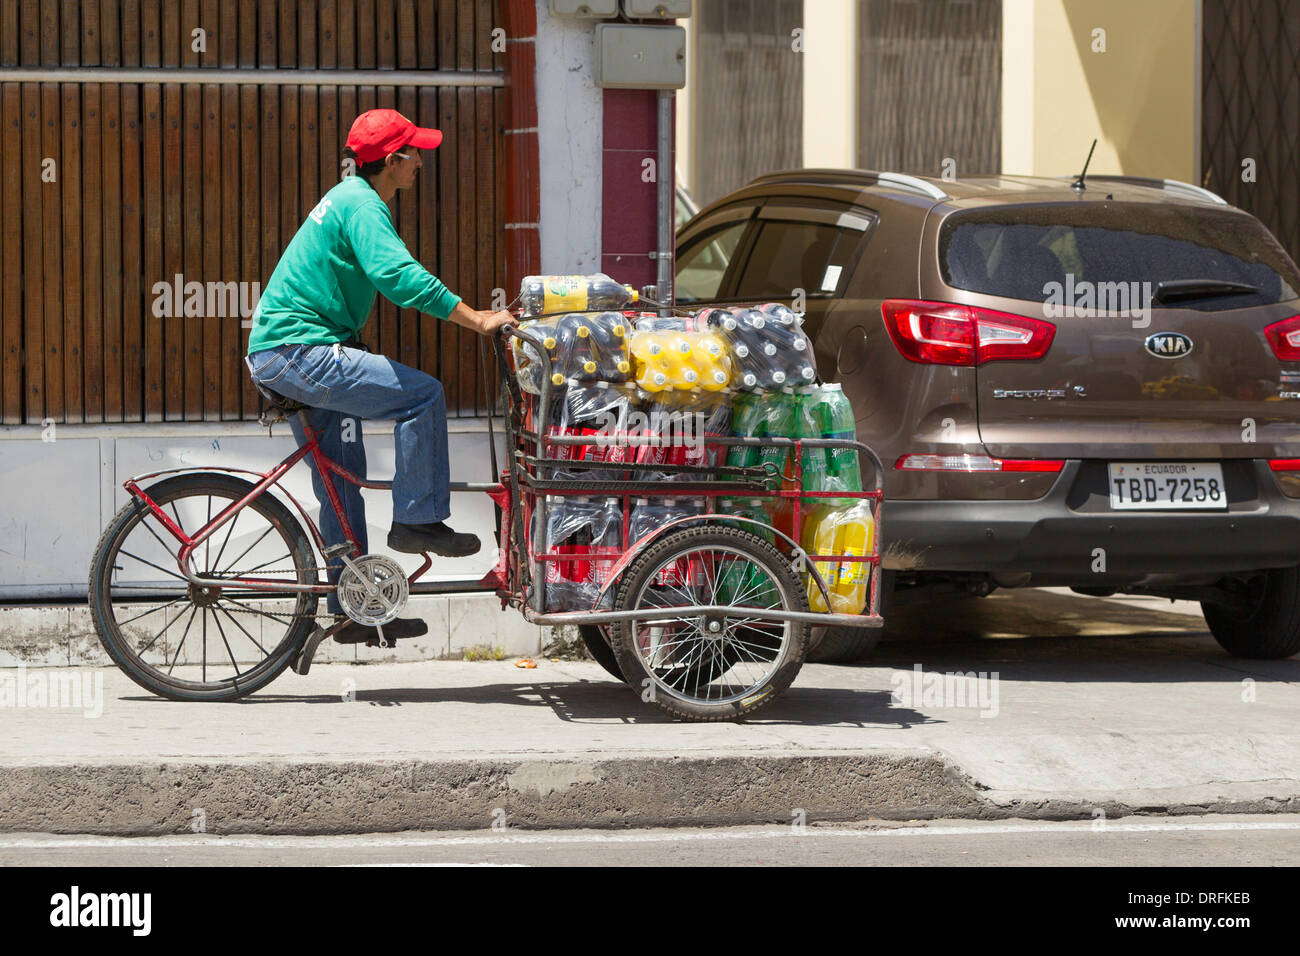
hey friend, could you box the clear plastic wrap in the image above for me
[547,382,636,480]
[519,274,638,319]
[632,390,731,482]
[629,497,707,589]
[629,329,733,392]
[511,319,560,395]
[701,304,818,391]
[799,500,875,614]
[542,495,622,611]
[795,384,862,505]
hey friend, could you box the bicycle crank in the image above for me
[336,553,410,626]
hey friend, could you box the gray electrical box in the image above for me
[621,0,693,17]
[549,0,618,17]
[594,24,686,89]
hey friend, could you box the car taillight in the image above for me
[1263,315,1300,361]
[881,300,1055,365]
[895,454,1064,473]
[1269,459,1300,471]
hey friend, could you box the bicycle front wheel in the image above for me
[88,474,321,701]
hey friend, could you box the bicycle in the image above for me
[87,378,497,702]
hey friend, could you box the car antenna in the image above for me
[1071,139,1098,191]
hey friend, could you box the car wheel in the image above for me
[806,625,881,663]
[1202,567,1300,659]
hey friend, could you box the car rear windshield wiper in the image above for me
[1153,279,1259,304]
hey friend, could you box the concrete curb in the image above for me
[5,752,1298,835]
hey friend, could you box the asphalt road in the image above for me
[3,816,1299,866]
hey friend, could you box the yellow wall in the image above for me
[1002,0,1200,180]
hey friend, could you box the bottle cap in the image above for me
[763,343,777,355]
[617,360,630,373]
[793,338,806,350]
[743,373,757,386]
[583,360,596,373]
[543,337,557,350]
[683,369,698,382]
[613,325,626,337]
[652,372,667,386]
[577,326,590,338]
[551,373,565,385]
[752,316,766,329]
[735,344,749,357]
[773,371,786,384]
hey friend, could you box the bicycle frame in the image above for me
[122,412,500,595]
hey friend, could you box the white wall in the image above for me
[0,421,504,600]
[534,0,603,273]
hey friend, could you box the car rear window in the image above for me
[939,204,1300,310]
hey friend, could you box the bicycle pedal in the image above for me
[365,625,394,649]
[292,621,342,676]
[323,542,354,558]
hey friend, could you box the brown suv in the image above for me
[675,169,1300,660]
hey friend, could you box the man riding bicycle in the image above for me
[246,109,512,644]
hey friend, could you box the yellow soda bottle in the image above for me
[801,502,840,613]
[829,501,875,614]
[692,333,731,390]
[631,331,672,392]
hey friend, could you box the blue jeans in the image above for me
[246,343,450,614]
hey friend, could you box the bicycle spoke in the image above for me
[216,525,275,576]
[216,604,272,658]
[114,598,186,629]
[208,508,241,573]
[165,607,199,676]
[116,549,188,582]
[210,609,244,681]
[137,605,193,655]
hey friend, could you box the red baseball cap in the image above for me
[345,109,443,163]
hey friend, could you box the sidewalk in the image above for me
[3,590,1298,834]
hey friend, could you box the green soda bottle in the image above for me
[756,390,798,485]
[717,499,777,607]
[821,384,861,505]
[725,391,765,470]
[796,386,830,504]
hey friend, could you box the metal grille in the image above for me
[1201,0,1300,264]
[693,0,804,209]
[856,0,1001,177]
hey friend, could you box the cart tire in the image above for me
[578,624,626,682]
[609,526,809,721]
[807,625,881,663]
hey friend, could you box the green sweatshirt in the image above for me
[247,176,461,353]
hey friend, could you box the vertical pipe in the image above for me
[656,88,673,313]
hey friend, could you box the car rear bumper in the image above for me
[882,460,1300,578]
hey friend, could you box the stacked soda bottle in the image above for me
[519,273,639,318]
[629,497,706,593]
[513,311,631,393]
[548,382,636,480]
[794,384,874,615]
[699,303,817,391]
[629,328,732,392]
[543,495,622,611]
[633,390,731,483]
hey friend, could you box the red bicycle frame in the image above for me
[122,415,498,594]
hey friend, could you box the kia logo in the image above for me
[1144,332,1193,359]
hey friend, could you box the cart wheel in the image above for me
[609,526,809,721]
[578,625,625,682]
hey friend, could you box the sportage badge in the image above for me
[1145,332,1193,358]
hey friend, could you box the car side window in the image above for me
[675,220,749,303]
[731,212,871,299]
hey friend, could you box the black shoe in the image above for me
[332,616,430,645]
[387,521,481,557]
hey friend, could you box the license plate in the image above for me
[1107,462,1227,510]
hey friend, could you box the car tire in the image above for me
[1202,567,1300,659]
[806,625,881,663]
